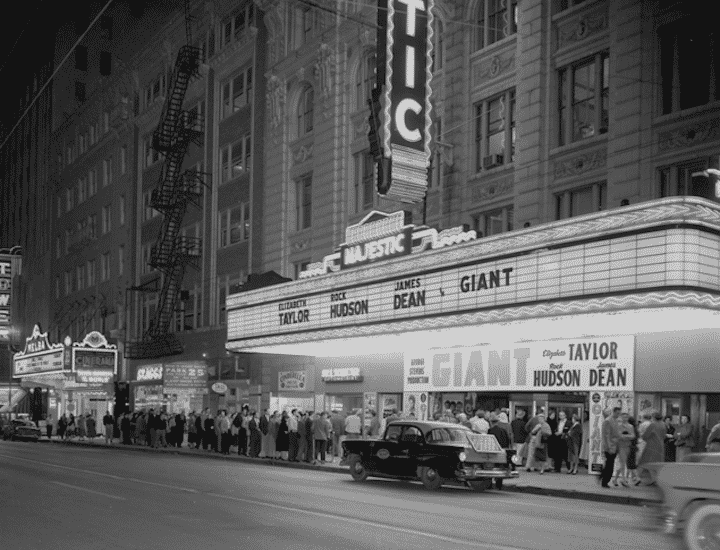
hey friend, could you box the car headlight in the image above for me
[458,452,467,462]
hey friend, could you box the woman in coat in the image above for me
[673,415,696,462]
[86,414,96,439]
[663,416,676,462]
[276,411,290,460]
[566,414,583,475]
[268,412,279,459]
[626,417,639,484]
[528,413,552,473]
[636,412,666,486]
[248,411,262,458]
[77,413,87,440]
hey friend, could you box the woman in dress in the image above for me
[248,411,262,458]
[566,414,583,475]
[276,411,290,460]
[612,412,635,486]
[529,413,552,474]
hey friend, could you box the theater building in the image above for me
[227,197,720,471]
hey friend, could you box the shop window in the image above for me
[475,89,516,171]
[555,182,607,220]
[475,0,517,51]
[473,206,514,237]
[658,158,719,200]
[558,53,609,145]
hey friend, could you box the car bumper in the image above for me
[457,466,520,480]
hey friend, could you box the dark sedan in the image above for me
[2,419,41,442]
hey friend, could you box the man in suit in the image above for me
[259,408,270,458]
[304,411,315,463]
[297,411,307,462]
[600,407,621,488]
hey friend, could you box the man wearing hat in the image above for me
[488,414,512,489]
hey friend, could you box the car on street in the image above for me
[341,420,519,491]
[2,418,41,442]
[649,452,720,550]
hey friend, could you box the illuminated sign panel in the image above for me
[137,365,163,381]
[13,324,67,378]
[0,253,19,342]
[71,331,118,386]
[381,0,434,203]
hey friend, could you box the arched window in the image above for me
[431,18,444,72]
[355,52,376,111]
[297,85,314,137]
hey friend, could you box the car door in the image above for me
[385,425,424,478]
[372,424,403,475]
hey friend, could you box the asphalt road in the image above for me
[0,441,681,550]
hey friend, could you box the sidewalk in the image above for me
[38,436,659,507]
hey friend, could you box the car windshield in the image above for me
[426,427,471,443]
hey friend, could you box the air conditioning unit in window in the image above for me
[483,154,504,169]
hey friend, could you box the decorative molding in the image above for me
[472,51,515,88]
[353,114,370,141]
[314,43,337,100]
[293,144,314,165]
[553,148,607,179]
[469,175,513,203]
[657,118,720,152]
[556,6,609,50]
[359,28,374,47]
[266,73,287,128]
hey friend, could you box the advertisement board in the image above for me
[278,371,307,392]
[0,251,20,341]
[163,362,208,388]
[404,337,635,393]
[13,324,66,378]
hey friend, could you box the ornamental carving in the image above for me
[658,119,720,152]
[354,116,370,140]
[473,53,515,88]
[557,8,608,50]
[266,74,287,128]
[554,148,607,179]
[314,43,337,99]
[360,28,374,47]
[470,176,513,203]
[293,144,313,165]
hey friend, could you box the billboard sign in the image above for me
[13,324,67,377]
[381,0,434,203]
[0,251,20,342]
[71,331,118,385]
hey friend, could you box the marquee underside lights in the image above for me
[381,0,434,203]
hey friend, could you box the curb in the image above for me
[40,438,658,507]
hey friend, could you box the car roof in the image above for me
[387,420,472,432]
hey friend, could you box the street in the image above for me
[0,441,680,550]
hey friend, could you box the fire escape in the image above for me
[125,44,204,359]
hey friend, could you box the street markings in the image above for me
[52,481,126,501]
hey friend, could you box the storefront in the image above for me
[226,199,720,472]
[130,361,207,414]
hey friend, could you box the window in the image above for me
[556,183,607,219]
[87,260,96,287]
[88,169,97,196]
[77,177,86,204]
[66,145,73,165]
[100,51,112,76]
[75,81,86,102]
[144,135,160,167]
[474,89,516,171]
[353,151,375,212]
[89,125,96,145]
[79,133,86,154]
[141,243,154,275]
[88,214,97,239]
[101,252,111,281]
[220,3,255,47]
[143,72,167,110]
[66,188,74,212]
[473,206,514,237]
[356,53,376,111]
[475,0,517,50]
[65,229,71,254]
[297,85,314,137]
[120,145,127,174]
[55,277,60,299]
[75,46,88,71]
[182,288,197,330]
[64,271,72,296]
[294,261,310,280]
[55,236,61,259]
[76,265,85,291]
[118,245,125,275]
[100,15,113,40]
[143,190,160,221]
[660,21,720,114]
[558,0,588,10]
[103,157,112,186]
[218,203,251,247]
[221,67,253,118]
[558,53,609,145]
[659,158,719,200]
[296,174,312,230]
[291,6,316,49]
[119,195,126,225]
[102,205,112,234]
[219,134,252,183]
[431,18,444,72]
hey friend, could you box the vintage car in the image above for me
[649,453,720,550]
[341,420,519,491]
[2,419,41,442]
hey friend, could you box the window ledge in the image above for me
[551,0,604,22]
[468,162,515,183]
[470,35,517,62]
[653,100,720,128]
[549,133,607,158]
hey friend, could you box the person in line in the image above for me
[367,410,381,437]
[524,408,544,472]
[220,410,232,455]
[297,411,308,462]
[636,412,666,486]
[470,409,490,434]
[304,411,315,463]
[566,413,583,475]
[488,414,511,488]
[277,411,290,460]
[158,412,169,448]
[45,414,53,439]
[135,410,147,446]
[612,412,635,486]
[313,411,332,463]
[664,416,677,462]
[344,409,362,441]
[706,419,720,452]
[77,413,87,441]
[329,410,345,461]
[673,415,696,462]
[600,407,621,488]
[551,410,570,473]
[248,411,262,458]
[121,412,132,445]
[510,409,528,467]
[528,413,552,474]
[58,414,68,440]
[259,409,271,458]
[626,416,640,484]
[268,411,280,459]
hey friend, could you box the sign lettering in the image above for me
[321,368,363,382]
[137,365,163,381]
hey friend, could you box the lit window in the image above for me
[66,188,74,212]
[103,158,113,186]
[476,0,517,51]
[474,89,516,171]
[219,134,251,184]
[119,195,126,225]
[102,204,112,234]
[556,183,607,220]
[218,203,251,247]
[76,265,85,291]
[297,85,314,137]
[77,177,86,204]
[143,73,167,110]
[558,53,609,145]
[221,67,253,118]
[118,245,125,275]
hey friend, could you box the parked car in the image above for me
[649,453,720,550]
[341,420,519,491]
[2,419,41,442]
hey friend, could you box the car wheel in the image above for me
[684,502,720,550]
[420,466,444,491]
[347,455,368,482]
[468,479,493,492]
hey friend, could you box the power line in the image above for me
[0,0,116,155]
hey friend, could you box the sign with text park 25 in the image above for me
[380,0,434,203]
[403,337,635,393]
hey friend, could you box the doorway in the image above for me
[662,397,681,425]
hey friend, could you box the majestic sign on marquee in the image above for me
[299,211,476,279]
[13,324,67,378]
[380,0,434,203]
[403,337,635,393]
